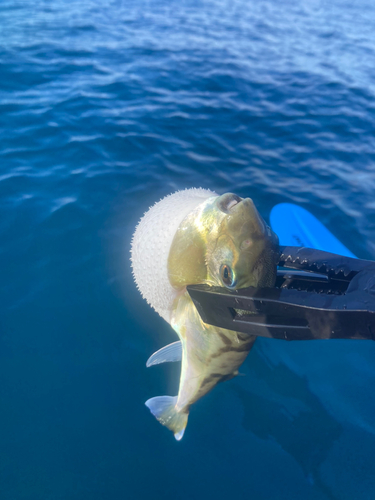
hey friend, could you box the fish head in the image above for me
[168,192,279,291]
[207,193,279,288]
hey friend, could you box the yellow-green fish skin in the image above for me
[165,193,279,432]
[171,292,256,414]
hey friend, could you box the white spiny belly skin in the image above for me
[171,292,256,413]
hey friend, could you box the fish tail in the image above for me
[145,395,188,441]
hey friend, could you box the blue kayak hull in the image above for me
[270,202,356,258]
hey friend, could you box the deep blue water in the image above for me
[1,0,375,498]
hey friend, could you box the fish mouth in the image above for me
[216,194,262,225]
[216,193,243,214]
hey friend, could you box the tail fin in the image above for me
[145,396,188,441]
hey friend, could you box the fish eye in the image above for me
[220,264,235,287]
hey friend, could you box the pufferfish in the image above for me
[131,188,279,440]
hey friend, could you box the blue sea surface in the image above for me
[1,0,375,498]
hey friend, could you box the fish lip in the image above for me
[216,193,243,214]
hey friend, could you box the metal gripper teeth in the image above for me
[331,265,351,277]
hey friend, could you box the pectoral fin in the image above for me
[146,341,182,367]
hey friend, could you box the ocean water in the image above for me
[1,0,375,498]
